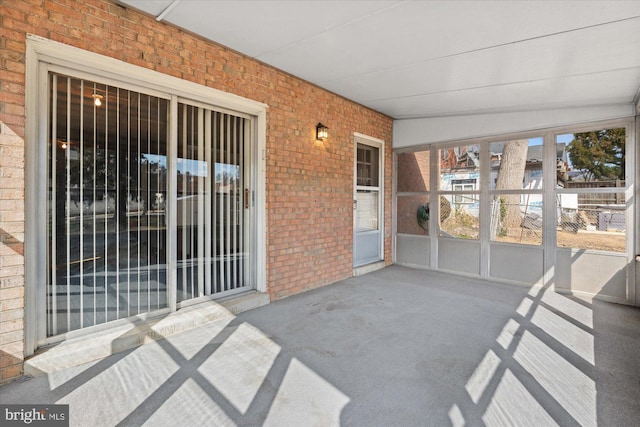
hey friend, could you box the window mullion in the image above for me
[167,96,178,312]
[50,73,58,337]
[204,111,212,296]
[197,107,205,298]
[79,79,85,329]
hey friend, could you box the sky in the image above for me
[529,134,574,146]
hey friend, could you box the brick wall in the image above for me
[0,0,393,382]
[0,123,25,383]
[397,151,430,235]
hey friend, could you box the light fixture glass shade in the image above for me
[316,123,328,140]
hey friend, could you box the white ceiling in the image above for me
[117,0,640,120]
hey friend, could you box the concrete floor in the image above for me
[2,265,639,426]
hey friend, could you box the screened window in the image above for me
[556,128,626,252]
[397,151,430,193]
[397,195,429,235]
[489,139,543,246]
[396,150,430,235]
[438,145,480,239]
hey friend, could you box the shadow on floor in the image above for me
[2,265,639,426]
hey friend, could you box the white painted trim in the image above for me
[354,132,385,144]
[255,109,268,293]
[167,96,179,311]
[24,35,270,352]
[543,130,556,290]
[429,146,438,268]
[393,105,635,149]
[391,153,398,263]
[636,115,640,306]
[353,261,386,277]
[394,117,636,304]
[395,118,632,153]
[24,39,40,356]
[479,141,490,279]
[353,133,385,267]
[626,116,637,304]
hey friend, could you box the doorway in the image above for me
[353,134,384,267]
[41,70,257,341]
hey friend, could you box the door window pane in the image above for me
[177,106,249,302]
[357,144,379,187]
[355,190,378,231]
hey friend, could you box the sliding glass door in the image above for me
[176,103,252,304]
[46,72,254,338]
[47,74,169,335]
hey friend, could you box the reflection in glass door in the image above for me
[47,73,169,335]
[46,72,253,338]
[176,103,251,303]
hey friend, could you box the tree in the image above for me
[494,139,528,229]
[566,129,625,181]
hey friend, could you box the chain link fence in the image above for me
[557,192,625,252]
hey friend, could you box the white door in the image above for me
[354,136,384,267]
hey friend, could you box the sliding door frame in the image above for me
[25,35,268,355]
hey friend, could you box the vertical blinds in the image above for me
[47,72,251,337]
[176,103,249,303]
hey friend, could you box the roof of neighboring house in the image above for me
[489,142,567,165]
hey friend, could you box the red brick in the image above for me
[1,363,23,382]
[0,352,22,369]
[0,0,394,379]
[0,287,24,301]
[0,340,23,358]
[0,330,23,347]
[0,319,23,334]
[0,276,24,288]
[0,264,24,279]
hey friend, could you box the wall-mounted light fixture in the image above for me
[92,94,103,107]
[316,123,328,140]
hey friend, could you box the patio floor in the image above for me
[2,265,639,426]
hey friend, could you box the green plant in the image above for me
[454,208,478,228]
[417,204,429,231]
[499,196,507,222]
[499,196,508,236]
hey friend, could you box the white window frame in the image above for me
[353,133,385,267]
[25,35,268,355]
[394,118,635,302]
